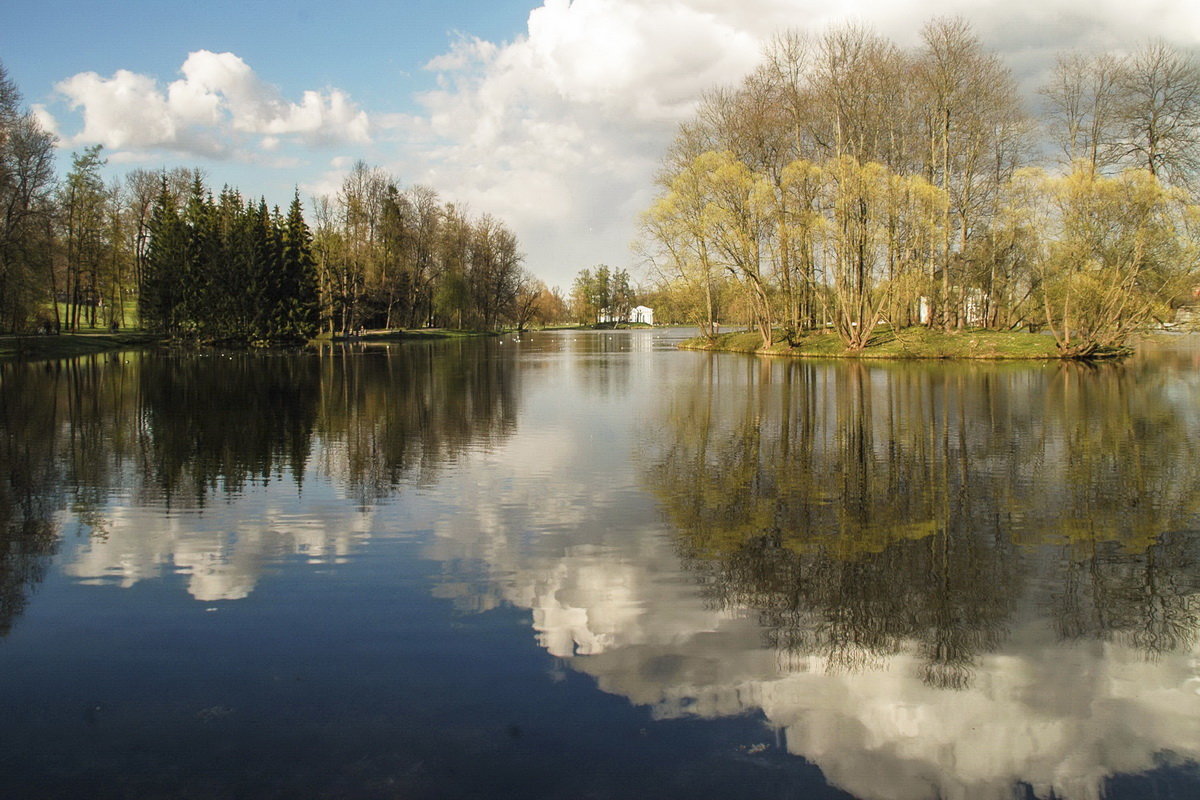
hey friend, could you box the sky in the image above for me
[2,0,1199,290]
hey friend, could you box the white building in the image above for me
[598,306,654,325]
[630,306,654,325]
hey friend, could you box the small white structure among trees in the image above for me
[631,305,654,325]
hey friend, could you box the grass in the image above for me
[0,331,163,362]
[680,326,1076,360]
[52,301,141,332]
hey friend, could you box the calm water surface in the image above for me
[2,330,1200,799]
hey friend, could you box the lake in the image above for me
[2,329,1199,799]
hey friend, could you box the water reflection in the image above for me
[395,340,1200,798]
[3,333,1200,799]
[648,357,1200,686]
[0,342,519,609]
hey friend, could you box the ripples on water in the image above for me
[2,330,1199,798]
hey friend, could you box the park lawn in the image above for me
[53,300,141,332]
[680,326,1071,359]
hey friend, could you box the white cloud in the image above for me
[29,104,60,142]
[57,69,180,150]
[401,0,1200,288]
[53,50,370,160]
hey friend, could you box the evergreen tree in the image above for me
[179,178,216,336]
[140,181,184,333]
[250,199,278,340]
[280,193,320,341]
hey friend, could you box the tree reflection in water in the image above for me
[0,341,519,631]
[649,356,1200,687]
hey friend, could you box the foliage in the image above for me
[310,162,528,333]
[570,265,635,324]
[141,177,320,342]
[0,61,56,333]
[1019,165,1200,356]
[640,20,1200,354]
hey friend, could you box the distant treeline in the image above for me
[0,62,568,338]
[641,19,1200,356]
[308,162,565,335]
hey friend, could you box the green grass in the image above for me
[52,301,141,332]
[680,326,1076,360]
[0,331,163,362]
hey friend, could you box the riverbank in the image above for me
[0,331,164,362]
[0,327,513,363]
[680,327,1130,359]
[331,328,499,343]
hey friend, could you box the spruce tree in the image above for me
[280,193,320,341]
[180,178,217,336]
[141,181,184,333]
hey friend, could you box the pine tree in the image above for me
[179,178,217,336]
[141,181,184,333]
[279,193,320,341]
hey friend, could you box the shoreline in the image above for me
[0,328,498,364]
[0,331,164,363]
[678,328,1133,360]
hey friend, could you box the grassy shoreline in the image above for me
[0,331,164,362]
[679,327,1128,360]
[330,328,499,342]
[0,327,498,363]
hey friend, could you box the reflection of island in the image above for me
[0,341,519,610]
[423,351,1200,800]
[650,358,1200,684]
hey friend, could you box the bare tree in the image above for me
[1115,41,1200,186]
[1041,51,1124,172]
[916,17,1028,329]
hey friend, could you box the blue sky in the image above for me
[3,0,1199,289]
[2,1,532,110]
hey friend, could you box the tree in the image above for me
[778,155,946,350]
[916,17,1028,329]
[0,60,56,333]
[570,267,601,323]
[276,193,320,341]
[58,145,109,330]
[512,272,544,331]
[468,214,522,329]
[694,151,776,345]
[641,160,725,338]
[1115,41,1200,187]
[140,181,185,334]
[1025,165,1199,355]
[1041,52,1124,173]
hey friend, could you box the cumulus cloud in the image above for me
[54,50,370,159]
[402,0,1200,288]
[29,104,60,142]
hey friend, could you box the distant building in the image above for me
[918,291,986,326]
[598,306,654,325]
[631,306,654,325]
